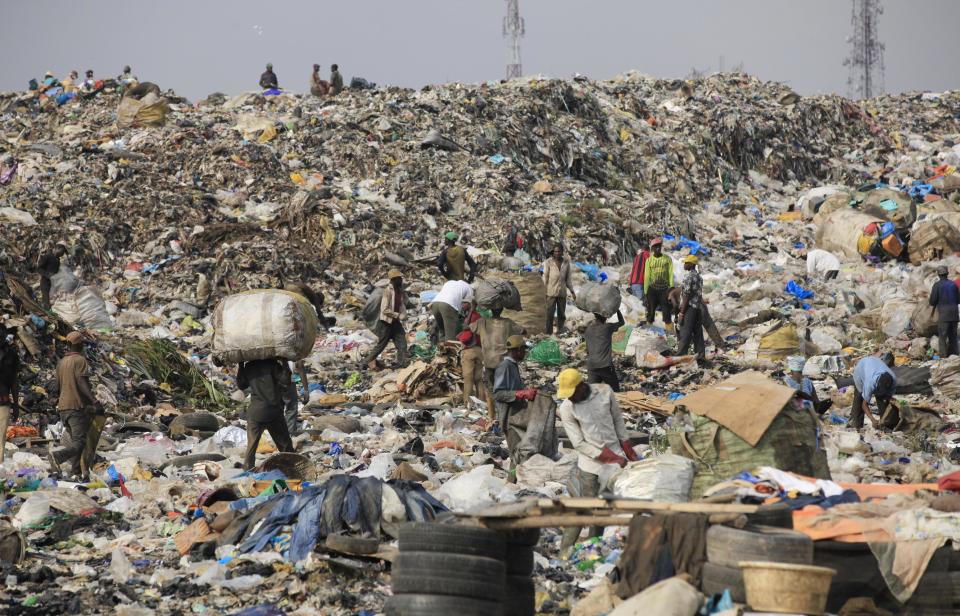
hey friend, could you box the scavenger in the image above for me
[492,335,536,433]
[583,310,625,391]
[49,332,98,477]
[237,358,296,469]
[543,244,576,334]
[437,232,477,282]
[363,269,409,370]
[556,369,637,550]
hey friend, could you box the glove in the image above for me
[621,440,640,462]
[515,389,538,402]
[597,447,628,468]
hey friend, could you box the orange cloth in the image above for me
[5,425,38,440]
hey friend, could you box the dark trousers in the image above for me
[53,409,92,475]
[284,381,299,436]
[561,468,603,549]
[700,305,725,348]
[431,302,460,342]
[678,308,706,360]
[40,276,52,308]
[546,295,567,334]
[851,388,895,430]
[244,414,295,470]
[364,320,408,366]
[587,366,620,392]
[939,320,959,358]
[646,287,672,325]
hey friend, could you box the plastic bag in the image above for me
[528,339,566,366]
[434,464,512,511]
[609,454,695,502]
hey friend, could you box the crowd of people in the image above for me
[6,225,952,496]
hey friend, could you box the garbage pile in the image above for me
[3,70,960,613]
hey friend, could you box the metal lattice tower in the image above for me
[844,0,885,99]
[503,0,525,80]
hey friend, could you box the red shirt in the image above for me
[458,310,483,347]
[629,250,650,286]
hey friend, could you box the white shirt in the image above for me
[558,383,629,475]
[806,249,841,276]
[431,280,473,310]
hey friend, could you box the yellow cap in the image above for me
[556,368,583,400]
[387,268,403,280]
[683,255,699,265]
[505,335,525,350]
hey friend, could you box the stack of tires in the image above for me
[500,528,539,616]
[387,523,539,616]
[700,524,813,603]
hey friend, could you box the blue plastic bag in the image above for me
[785,280,814,301]
[574,262,600,281]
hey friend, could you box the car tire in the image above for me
[398,523,506,560]
[706,524,813,569]
[392,552,505,600]
[504,574,535,616]
[506,544,534,576]
[385,593,502,616]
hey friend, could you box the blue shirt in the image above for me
[929,279,960,322]
[783,375,814,397]
[853,356,896,405]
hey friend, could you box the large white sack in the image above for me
[212,290,318,364]
[49,268,80,298]
[815,208,881,259]
[53,286,113,330]
[609,454,695,502]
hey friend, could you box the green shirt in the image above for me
[643,255,674,293]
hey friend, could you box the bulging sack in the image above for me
[474,278,521,311]
[53,286,113,330]
[212,290,318,364]
[575,282,621,318]
[362,287,385,331]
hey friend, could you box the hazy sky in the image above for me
[2,1,957,101]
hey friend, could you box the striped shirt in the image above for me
[643,255,674,293]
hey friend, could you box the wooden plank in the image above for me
[483,515,634,529]
[536,497,758,514]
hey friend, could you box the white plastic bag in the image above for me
[53,286,114,330]
[434,464,514,512]
[610,454,695,502]
[516,453,575,488]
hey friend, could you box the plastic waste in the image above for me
[110,547,134,584]
[527,339,566,366]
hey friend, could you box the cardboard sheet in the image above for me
[674,371,796,446]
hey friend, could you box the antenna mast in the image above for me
[844,0,885,99]
[504,0,525,80]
